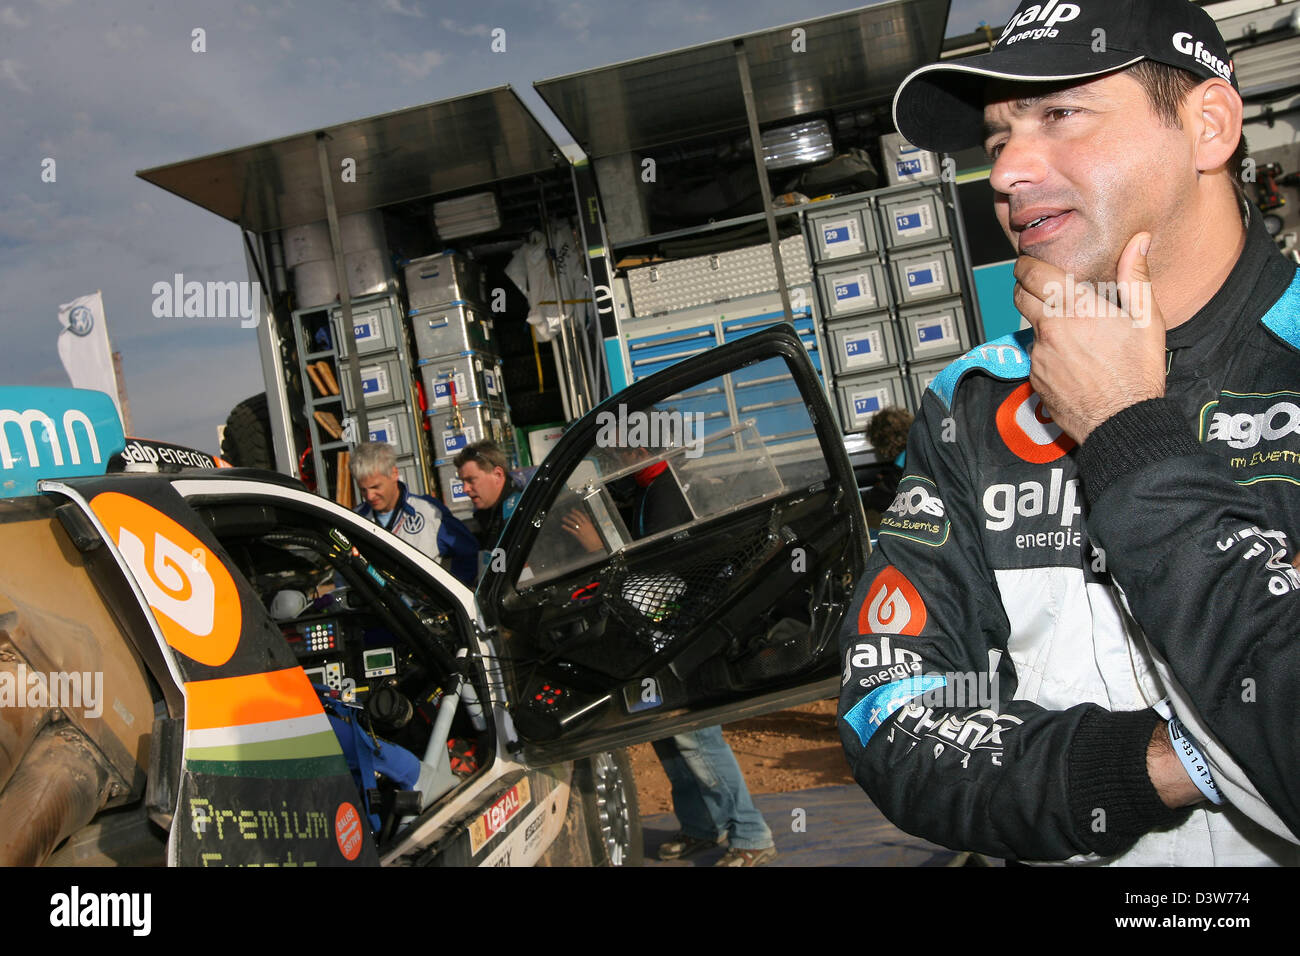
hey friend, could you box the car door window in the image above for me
[518,357,830,588]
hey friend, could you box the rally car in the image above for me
[0,327,865,866]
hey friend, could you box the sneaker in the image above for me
[714,845,778,867]
[657,831,725,861]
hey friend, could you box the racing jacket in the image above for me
[838,211,1300,864]
[355,481,479,587]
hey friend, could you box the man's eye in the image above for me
[987,141,1006,161]
[1046,107,1078,122]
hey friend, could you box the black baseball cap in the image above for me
[893,0,1239,153]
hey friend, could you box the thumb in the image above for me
[1117,232,1159,328]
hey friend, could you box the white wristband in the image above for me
[1165,713,1225,806]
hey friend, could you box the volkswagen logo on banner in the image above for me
[67,306,94,336]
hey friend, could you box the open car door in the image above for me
[480,325,868,765]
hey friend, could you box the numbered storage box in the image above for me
[365,405,420,460]
[332,298,402,357]
[835,369,908,433]
[807,204,878,262]
[425,400,510,459]
[891,246,958,305]
[339,354,410,410]
[827,315,898,376]
[880,189,949,250]
[404,251,485,312]
[899,299,968,362]
[434,461,474,514]
[819,262,889,319]
[908,358,952,410]
[410,303,495,360]
[881,132,940,185]
[419,350,504,409]
[395,456,425,497]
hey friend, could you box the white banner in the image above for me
[57,291,122,421]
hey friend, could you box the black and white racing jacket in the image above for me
[837,212,1300,865]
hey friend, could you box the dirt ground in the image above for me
[627,698,854,816]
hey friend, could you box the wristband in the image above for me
[1151,700,1224,806]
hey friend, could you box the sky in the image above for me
[0,0,1008,454]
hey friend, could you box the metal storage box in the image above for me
[880,189,949,249]
[881,132,940,186]
[418,350,504,408]
[425,400,510,459]
[365,405,420,460]
[435,462,474,514]
[807,204,877,262]
[395,456,423,497]
[908,358,951,410]
[404,251,485,312]
[332,298,401,357]
[819,262,889,318]
[899,300,968,362]
[625,235,811,316]
[891,246,959,305]
[410,303,495,360]
[835,369,909,433]
[433,192,501,240]
[827,315,898,375]
[339,353,411,410]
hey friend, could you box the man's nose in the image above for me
[989,131,1049,196]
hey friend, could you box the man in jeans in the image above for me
[608,448,777,866]
[653,728,776,866]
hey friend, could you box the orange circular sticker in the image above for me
[858,566,928,636]
[335,802,364,861]
[90,491,242,667]
[995,382,1075,464]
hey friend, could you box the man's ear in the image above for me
[1190,78,1243,174]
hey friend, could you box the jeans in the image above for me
[651,725,773,850]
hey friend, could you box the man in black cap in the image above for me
[839,0,1300,865]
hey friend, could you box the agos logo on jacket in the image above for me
[858,566,928,636]
[1203,394,1300,450]
[996,382,1076,464]
[880,476,950,548]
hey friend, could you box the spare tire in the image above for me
[222,393,274,469]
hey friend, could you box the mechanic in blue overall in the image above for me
[575,444,777,866]
[453,441,532,581]
[351,441,478,587]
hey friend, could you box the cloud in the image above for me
[439,18,490,37]
[383,49,445,80]
[0,58,30,93]
[1,7,29,28]
[278,35,292,51]
[105,23,149,50]
[381,0,424,16]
